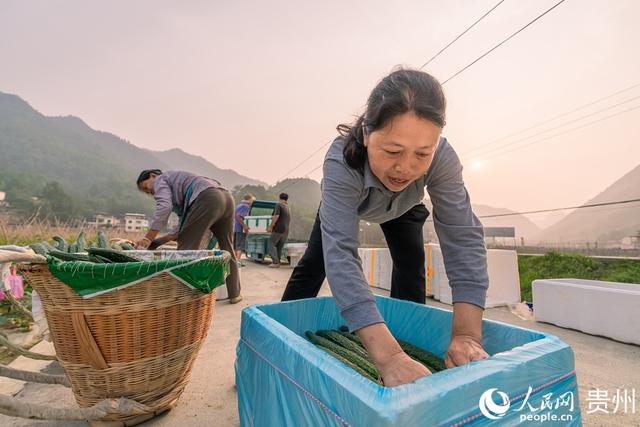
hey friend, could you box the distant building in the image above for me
[124,213,149,233]
[620,232,640,250]
[88,213,121,229]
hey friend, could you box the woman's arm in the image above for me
[425,138,489,366]
[320,145,430,385]
[148,178,174,233]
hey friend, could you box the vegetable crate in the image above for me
[236,296,581,426]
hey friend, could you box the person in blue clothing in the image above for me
[234,193,254,267]
[281,68,490,386]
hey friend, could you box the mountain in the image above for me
[150,148,266,190]
[422,200,542,242]
[540,164,640,242]
[472,204,542,242]
[272,178,321,212]
[0,91,265,217]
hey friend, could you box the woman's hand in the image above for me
[445,334,488,368]
[135,230,159,249]
[445,302,489,368]
[355,323,431,387]
[135,237,150,249]
[377,350,431,387]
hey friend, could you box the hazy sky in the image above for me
[1,0,639,225]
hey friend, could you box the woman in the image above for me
[281,69,489,386]
[136,169,242,303]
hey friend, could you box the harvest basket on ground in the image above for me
[16,249,230,426]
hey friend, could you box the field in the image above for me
[518,251,640,301]
[0,220,144,362]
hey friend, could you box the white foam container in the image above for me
[216,284,229,300]
[244,216,272,234]
[429,246,521,308]
[532,278,640,345]
[285,243,308,257]
[358,248,393,291]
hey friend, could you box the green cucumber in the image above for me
[306,331,379,382]
[48,250,90,262]
[317,330,370,361]
[29,243,48,256]
[52,236,68,252]
[76,231,86,252]
[397,339,446,372]
[97,231,109,249]
[88,248,140,263]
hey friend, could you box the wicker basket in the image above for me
[19,263,216,424]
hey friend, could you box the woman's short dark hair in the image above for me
[338,68,446,170]
[279,193,289,201]
[136,169,163,186]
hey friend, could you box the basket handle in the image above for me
[71,312,109,369]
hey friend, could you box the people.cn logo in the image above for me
[479,388,511,420]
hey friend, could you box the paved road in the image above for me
[1,261,638,426]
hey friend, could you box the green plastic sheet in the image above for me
[46,251,231,298]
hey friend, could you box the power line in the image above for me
[276,0,567,192]
[424,198,640,223]
[273,140,332,185]
[419,0,506,70]
[467,103,640,162]
[476,198,640,219]
[462,82,640,156]
[442,0,567,84]
[276,164,323,193]
[461,94,640,160]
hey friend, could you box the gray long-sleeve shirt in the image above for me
[150,170,221,233]
[320,136,488,331]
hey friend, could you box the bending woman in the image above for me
[136,169,242,303]
[281,69,489,386]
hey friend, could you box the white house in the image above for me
[89,214,121,229]
[124,213,149,233]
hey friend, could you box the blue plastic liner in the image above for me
[236,297,582,426]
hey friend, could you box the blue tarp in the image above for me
[236,296,582,426]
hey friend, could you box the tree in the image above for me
[39,181,78,221]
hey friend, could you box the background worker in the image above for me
[234,193,254,267]
[135,169,242,303]
[266,193,291,268]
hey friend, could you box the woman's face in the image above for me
[138,176,156,195]
[364,112,441,192]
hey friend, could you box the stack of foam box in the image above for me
[430,245,521,308]
[358,248,393,291]
[244,215,272,234]
[285,243,308,268]
[533,278,640,345]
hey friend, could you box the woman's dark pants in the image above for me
[281,204,430,303]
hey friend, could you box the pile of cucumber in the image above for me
[28,231,140,263]
[306,326,446,384]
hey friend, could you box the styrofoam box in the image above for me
[532,278,640,345]
[358,248,393,291]
[244,216,272,234]
[236,296,581,426]
[285,243,307,257]
[359,246,447,296]
[428,246,521,308]
[216,284,229,300]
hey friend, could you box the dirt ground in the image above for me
[1,261,638,426]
